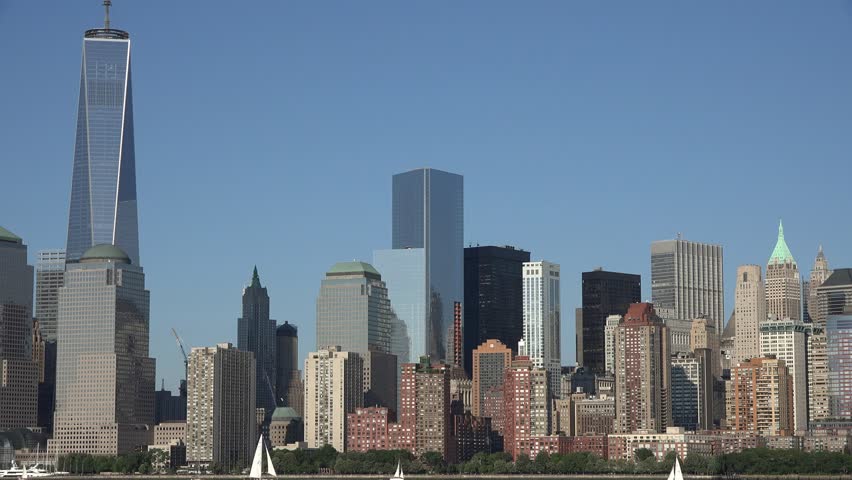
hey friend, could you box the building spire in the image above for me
[768,219,796,266]
[104,0,111,30]
[250,265,261,288]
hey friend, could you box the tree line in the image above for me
[57,446,852,475]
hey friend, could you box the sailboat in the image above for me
[248,436,277,478]
[389,461,404,480]
[666,457,684,480]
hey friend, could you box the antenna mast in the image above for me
[104,0,112,30]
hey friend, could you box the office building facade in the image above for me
[66,17,140,265]
[463,246,529,376]
[806,247,832,323]
[765,221,801,322]
[759,316,808,431]
[729,356,792,435]
[581,269,641,373]
[237,267,277,418]
[275,321,299,408]
[826,313,852,418]
[377,168,463,365]
[52,245,155,455]
[651,238,724,332]
[34,249,65,342]
[734,265,766,365]
[522,261,561,397]
[0,227,38,431]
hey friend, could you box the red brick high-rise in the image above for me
[503,356,549,459]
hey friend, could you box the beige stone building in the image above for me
[690,317,720,379]
[154,422,186,445]
[759,316,808,432]
[304,346,363,452]
[186,343,256,470]
[51,245,155,455]
[765,222,801,322]
[734,265,765,365]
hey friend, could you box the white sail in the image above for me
[265,443,277,476]
[249,437,264,479]
[674,457,684,480]
[394,462,400,478]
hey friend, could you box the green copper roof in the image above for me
[327,261,381,277]
[768,220,796,265]
[0,226,22,243]
[80,244,131,264]
[250,265,262,288]
[271,406,301,421]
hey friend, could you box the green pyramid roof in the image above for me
[0,226,22,243]
[768,220,795,265]
[250,265,262,288]
[327,261,381,278]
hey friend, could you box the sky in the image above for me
[2,1,852,391]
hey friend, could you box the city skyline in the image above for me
[3,1,852,390]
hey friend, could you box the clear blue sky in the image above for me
[2,1,852,391]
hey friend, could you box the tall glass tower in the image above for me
[66,3,139,265]
[376,168,463,365]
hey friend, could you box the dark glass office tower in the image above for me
[463,245,529,376]
[66,12,139,265]
[237,267,277,418]
[581,269,641,373]
[390,168,463,364]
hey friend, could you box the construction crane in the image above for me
[171,328,189,380]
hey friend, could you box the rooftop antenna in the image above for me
[104,0,111,30]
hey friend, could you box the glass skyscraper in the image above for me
[66,22,139,265]
[376,168,463,365]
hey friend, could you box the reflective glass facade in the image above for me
[373,248,424,363]
[66,31,139,265]
[827,314,852,418]
[390,168,463,364]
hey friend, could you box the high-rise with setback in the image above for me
[580,269,641,373]
[374,168,463,365]
[51,245,155,455]
[65,3,140,266]
[237,267,277,418]
[34,249,65,342]
[651,237,724,333]
[765,221,801,321]
[0,227,38,431]
[734,265,766,365]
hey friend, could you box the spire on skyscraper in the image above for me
[251,265,261,288]
[769,219,795,265]
[104,0,111,30]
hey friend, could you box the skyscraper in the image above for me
[463,245,529,377]
[670,352,707,432]
[303,347,363,451]
[522,261,561,397]
[826,313,852,419]
[810,269,852,422]
[502,356,549,460]
[52,244,155,455]
[65,4,140,265]
[806,246,832,323]
[765,221,801,321]
[471,339,512,417]
[814,268,852,327]
[603,315,621,374]
[34,249,65,342]
[316,262,395,409]
[614,303,671,434]
[0,227,38,431]
[397,358,452,458]
[581,269,641,373]
[759,316,808,431]
[237,267,277,418]
[275,321,299,408]
[375,168,463,365]
[186,343,256,470]
[734,265,766,365]
[651,237,724,332]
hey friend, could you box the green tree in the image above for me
[635,447,655,462]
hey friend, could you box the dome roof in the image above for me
[277,321,298,337]
[80,244,131,264]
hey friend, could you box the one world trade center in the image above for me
[66,2,139,265]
